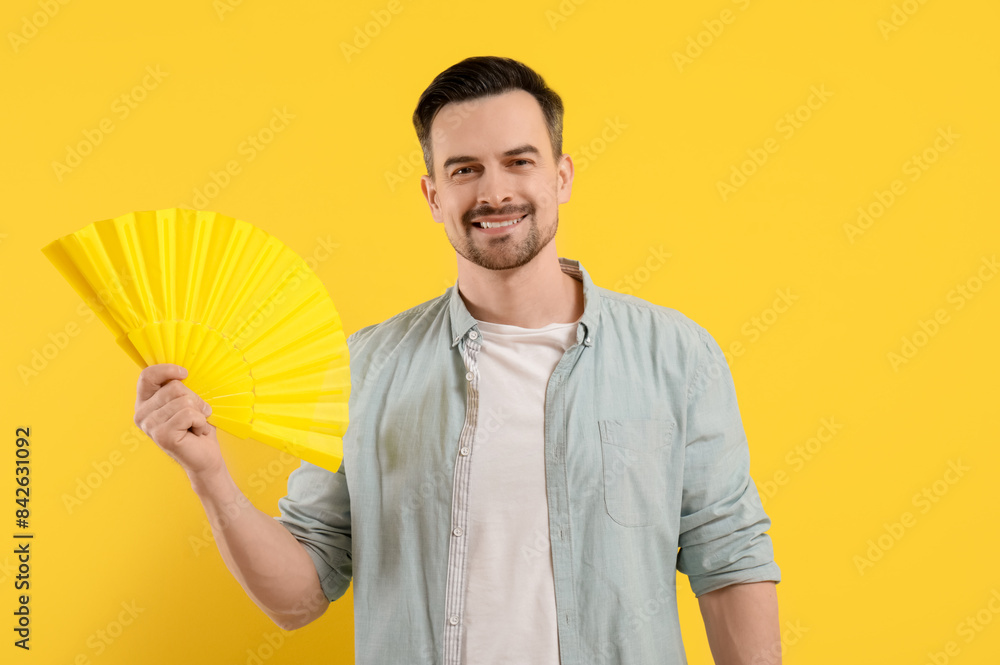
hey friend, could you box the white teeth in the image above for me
[479,215,525,229]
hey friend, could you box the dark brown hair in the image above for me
[412,56,565,178]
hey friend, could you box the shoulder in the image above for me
[595,285,716,350]
[348,290,449,346]
[345,290,450,378]
[593,284,728,395]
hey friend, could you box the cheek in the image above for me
[445,200,467,220]
[444,190,476,216]
[529,183,559,212]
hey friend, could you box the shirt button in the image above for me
[453,527,463,537]
[584,336,593,346]
[449,615,460,625]
[465,371,474,381]
[460,446,470,456]
[468,330,479,340]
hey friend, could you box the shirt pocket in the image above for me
[599,418,675,527]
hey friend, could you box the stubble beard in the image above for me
[448,210,559,272]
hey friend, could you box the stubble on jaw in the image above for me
[447,183,562,271]
[449,211,560,272]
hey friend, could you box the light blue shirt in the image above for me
[276,257,780,664]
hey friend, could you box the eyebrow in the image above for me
[442,144,541,172]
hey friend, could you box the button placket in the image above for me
[442,333,481,664]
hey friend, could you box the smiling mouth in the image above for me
[473,214,527,229]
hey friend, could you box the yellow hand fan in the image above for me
[42,208,349,472]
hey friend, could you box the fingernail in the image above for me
[202,403,212,415]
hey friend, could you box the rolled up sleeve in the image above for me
[676,326,780,597]
[275,458,353,603]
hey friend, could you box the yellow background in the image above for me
[2,0,998,663]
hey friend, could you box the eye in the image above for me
[452,166,473,176]
[511,159,531,166]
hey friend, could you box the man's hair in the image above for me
[412,56,565,179]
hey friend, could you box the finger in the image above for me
[135,386,211,437]
[190,416,215,438]
[162,405,210,447]
[134,380,191,431]
[136,363,190,403]
[167,409,215,442]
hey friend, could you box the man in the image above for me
[134,56,781,664]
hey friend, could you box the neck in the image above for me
[455,243,584,328]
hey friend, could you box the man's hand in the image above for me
[133,363,223,480]
[131,362,329,629]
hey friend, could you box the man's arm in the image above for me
[134,363,329,630]
[188,463,330,630]
[676,327,781,658]
[699,581,780,665]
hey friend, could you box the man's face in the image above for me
[420,89,573,272]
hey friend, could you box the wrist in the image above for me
[187,459,232,498]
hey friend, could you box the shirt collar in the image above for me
[448,257,601,348]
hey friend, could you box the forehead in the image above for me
[429,89,548,161]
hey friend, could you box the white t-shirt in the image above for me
[461,317,580,665]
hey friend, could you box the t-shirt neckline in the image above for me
[475,317,581,335]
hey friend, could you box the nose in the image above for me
[476,166,514,209]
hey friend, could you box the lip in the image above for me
[472,213,527,235]
[474,213,526,224]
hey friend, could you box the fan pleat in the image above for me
[115,216,151,328]
[249,327,345,383]
[41,239,126,342]
[216,236,281,341]
[256,363,350,399]
[185,215,211,323]
[44,208,350,471]
[203,217,248,327]
[224,243,292,346]
[242,293,339,363]
[70,224,138,331]
[251,423,341,470]
[229,254,312,346]
[158,213,174,359]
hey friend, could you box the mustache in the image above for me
[464,204,533,225]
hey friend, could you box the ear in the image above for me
[556,153,574,205]
[421,174,443,224]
